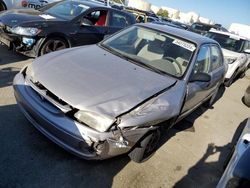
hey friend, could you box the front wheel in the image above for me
[129,129,161,163]
[40,38,68,56]
[0,1,7,11]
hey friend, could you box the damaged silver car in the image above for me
[13,23,226,162]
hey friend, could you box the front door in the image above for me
[181,45,214,114]
[74,9,109,46]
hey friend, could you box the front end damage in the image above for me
[13,64,184,160]
[0,24,42,57]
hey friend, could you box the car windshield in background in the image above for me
[206,32,245,53]
[43,1,89,20]
[102,26,195,77]
[192,23,211,31]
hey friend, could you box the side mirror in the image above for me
[243,49,250,54]
[190,72,211,82]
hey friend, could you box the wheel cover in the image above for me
[43,40,67,54]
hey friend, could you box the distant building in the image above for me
[229,23,250,38]
[125,0,214,25]
[126,0,151,11]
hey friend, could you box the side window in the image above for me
[210,45,223,71]
[246,41,250,50]
[110,12,129,28]
[193,45,210,74]
[83,10,108,27]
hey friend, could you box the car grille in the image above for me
[27,78,73,112]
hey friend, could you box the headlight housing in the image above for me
[11,26,41,36]
[225,57,237,64]
[74,111,114,132]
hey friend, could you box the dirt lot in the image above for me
[0,44,249,188]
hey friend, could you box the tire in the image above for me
[40,37,68,56]
[129,129,161,163]
[224,70,237,87]
[0,1,7,11]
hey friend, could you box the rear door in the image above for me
[209,45,225,88]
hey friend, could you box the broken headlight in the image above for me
[11,26,41,36]
[74,111,114,132]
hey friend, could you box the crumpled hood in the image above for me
[222,48,241,58]
[0,9,63,27]
[31,45,176,119]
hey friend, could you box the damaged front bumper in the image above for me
[13,72,153,160]
[0,29,41,57]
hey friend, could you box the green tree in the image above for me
[157,8,169,18]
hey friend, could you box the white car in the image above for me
[217,118,250,188]
[206,30,250,87]
[0,0,61,11]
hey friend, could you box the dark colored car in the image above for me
[14,23,226,162]
[189,22,227,35]
[0,0,135,57]
[151,21,185,30]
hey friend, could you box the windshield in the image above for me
[102,26,196,77]
[206,32,245,52]
[192,23,212,31]
[43,1,90,20]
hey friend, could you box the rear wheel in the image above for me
[40,38,68,56]
[0,1,7,11]
[129,129,161,163]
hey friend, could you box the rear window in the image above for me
[110,12,130,28]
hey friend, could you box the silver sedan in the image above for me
[13,23,226,162]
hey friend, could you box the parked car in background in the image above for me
[0,0,61,11]
[121,7,159,23]
[206,30,250,87]
[171,20,190,30]
[151,21,185,30]
[217,118,250,188]
[0,0,135,57]
[14,23,226,162]
[189,22,227,35]
[243,85,250,107]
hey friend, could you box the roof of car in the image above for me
[72,0,107,8]
[208,29,250,40]
[138,23,218,46]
